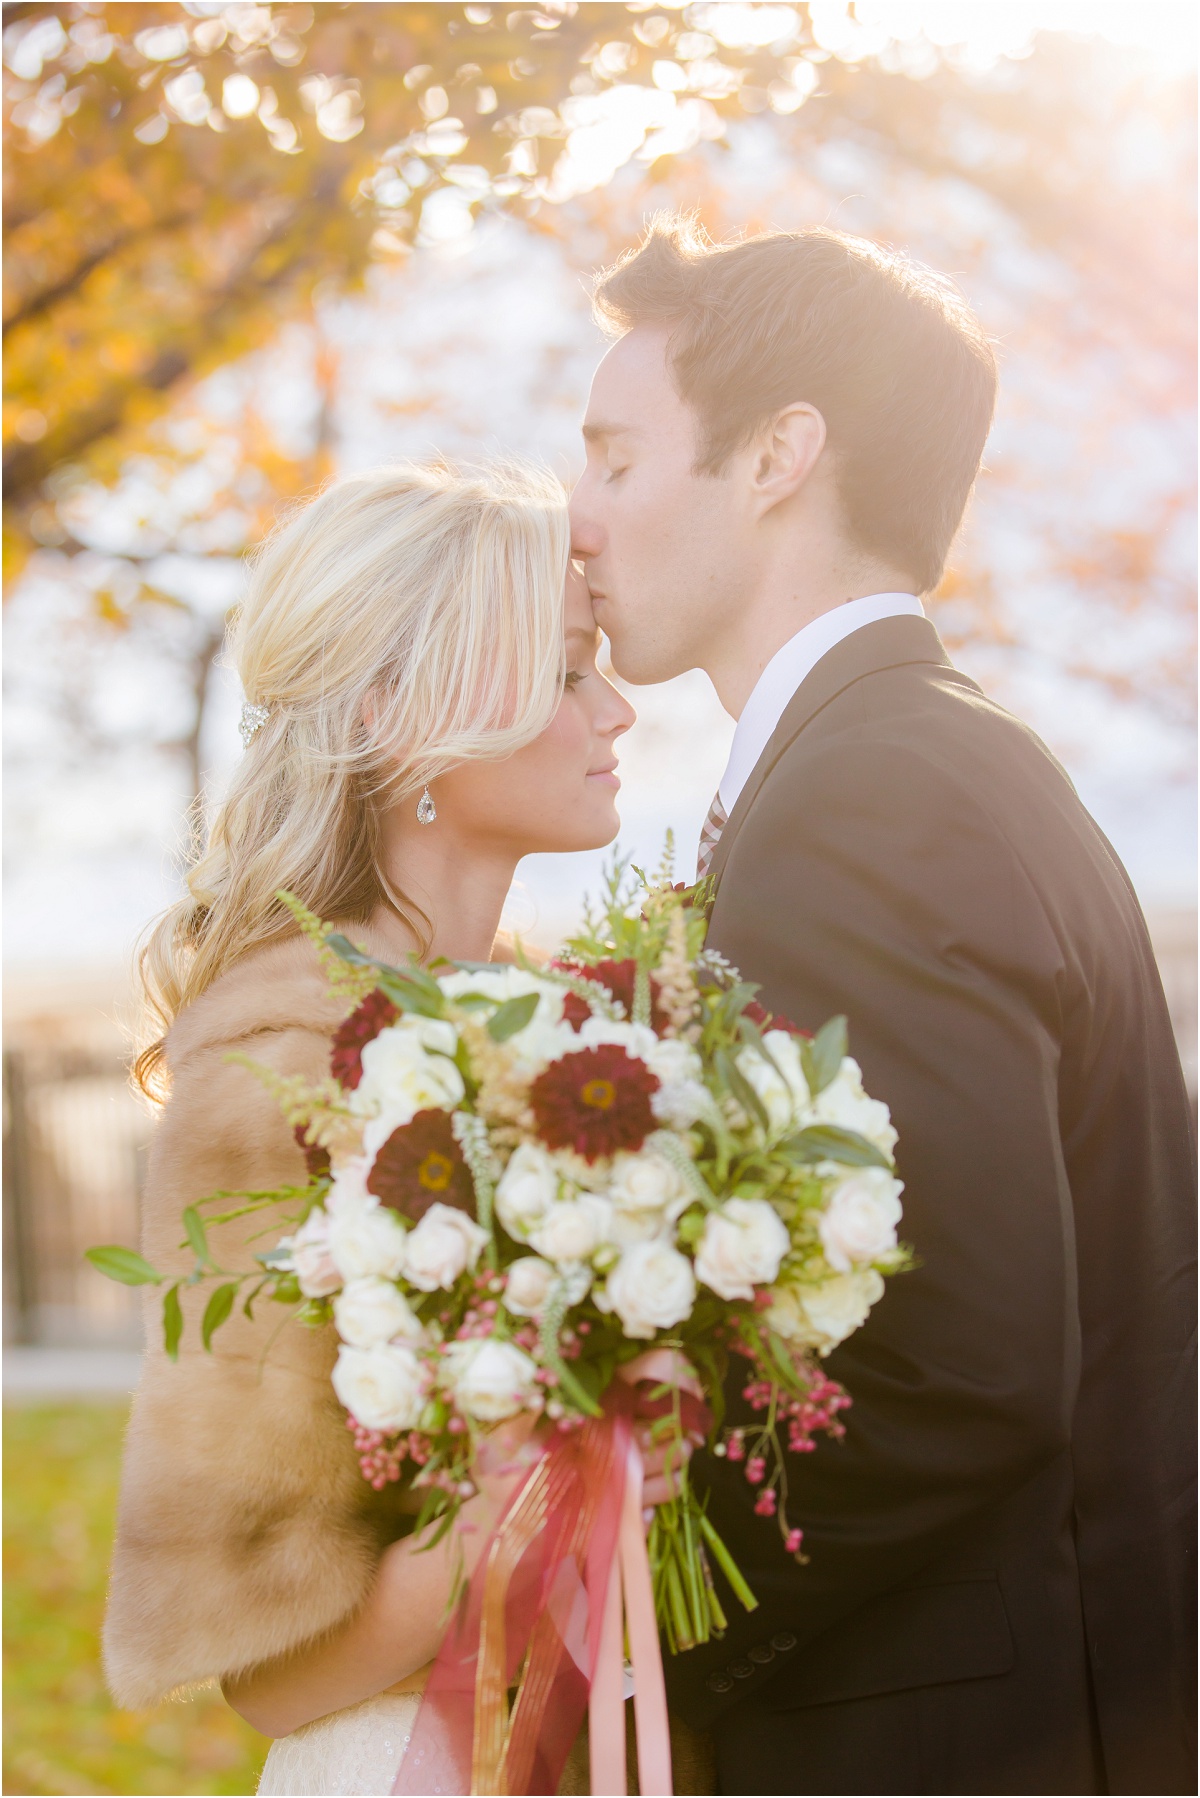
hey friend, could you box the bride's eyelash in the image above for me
[563,670,584,688]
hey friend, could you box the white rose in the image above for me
[528,1194,612,1264]
[608,1149,689,1215]
[441,970,571,1075]
[442,1337,541,1422]
[766,1269,885,1356]
[326,1156,374,1218]
[403,1201,489,1291]
[643,1039,712,1129]
[574,1016,660,1062]
[818,1169,904,1273]
[354,1018,465,1146]
[289,1209,342,1297]
[602,1240,696,1339]
[329,1202,409,1282]
[496,1142,564,1240]
[332,1342,427,1431]
[695,1198,791,1301]
[502,1255,557,1317]
[807,1058,897,1158]
[735,1030,809,1136]
[334,1277,427,1349]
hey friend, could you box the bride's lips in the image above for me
[587,762,620,788]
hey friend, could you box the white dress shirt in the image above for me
[718,592,925,814]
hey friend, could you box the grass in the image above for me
[3,1402,269,1797]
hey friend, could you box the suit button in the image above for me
[706,1672,734,1694]
[728,1659,755,1679]
[770,1631,798,1652]
[748,1643,775,1665]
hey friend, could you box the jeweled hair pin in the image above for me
[239,702,271,746]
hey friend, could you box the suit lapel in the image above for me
[707,615,956,889]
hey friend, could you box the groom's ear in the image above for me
[749,402,827,515]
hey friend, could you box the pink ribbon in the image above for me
[393,1379,683,1797]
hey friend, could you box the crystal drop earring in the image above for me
[416,786,437,825]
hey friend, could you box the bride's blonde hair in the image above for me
[135,459,568,1099]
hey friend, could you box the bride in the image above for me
[102,460,683,1796]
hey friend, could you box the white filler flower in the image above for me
[332,1342,427,1431]
[735,1030,809,1136]
[695,1197,791,1301]
[818,1169,904,1273]
[603,1239,696,1339]
[766,1269,886,1356]
[329,1203,409,1282]
[443,1337,541,1422]
[334,1277,427,1349]
[807,1057,897,1159]
[403,1202,489,1291]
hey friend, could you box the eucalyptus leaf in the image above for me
[715,1045,770,1136]
[85,1245,162,1287]
[780,1123,892,1169]
[201,1281,237,1351]
[804,1015,848,1097]
[163,1284,183,1361]
[324,933,390,973]
[486,991,540,1043]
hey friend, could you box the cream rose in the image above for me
[502,1255,557,1317]
[604,1150,689,1246]
[695,1198,791,1301]
[602,1240,696,1339]
[528,1194,612,1265]
[496,1142,564,1240]
[818,1170,903,1273]
[331,1342,426,1431]
[333,1277,427,1349]
[735,1030,809,1136]
[766,1269,885,1356]
[354,1018,465,1150]
[402,1202,489,1291]
[807,1057,897,1158]
[288,1209,342,1297]
[329,1202,409,1282]
[442,1337,541,1422]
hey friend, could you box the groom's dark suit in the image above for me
[664,616,1195,1796]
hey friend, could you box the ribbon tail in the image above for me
[621,1442,673,1798]
[588,1514,628,1797]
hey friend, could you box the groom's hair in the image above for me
[593,215,997,593]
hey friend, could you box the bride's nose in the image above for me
[598,682,636,739]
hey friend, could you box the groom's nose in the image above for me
[568,486,602,563]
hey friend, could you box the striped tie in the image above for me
[696,789,728,881]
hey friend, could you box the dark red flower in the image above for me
[331,988,399,1089]
[367,1109,476,1222]
[551,958,668,1034]
[529,1043,660,1163]
[743,999,806,1039]
[293,1124,331,1179]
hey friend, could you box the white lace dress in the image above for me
[257,1687,423,1797]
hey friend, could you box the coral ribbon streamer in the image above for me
[393,1385,676,1798]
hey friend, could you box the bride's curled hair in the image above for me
[135,458,568,1099]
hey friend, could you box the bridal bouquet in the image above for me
[92,856,907,1794]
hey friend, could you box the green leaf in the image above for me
[270,1273,301,1305]
[163,1285,183,1361]
[200,1281,237,1351]
[737,1014,788,1084]
[324,933,387,972]
[84,1245,162,1286]
[804,1015,847,1097]
[780,1124,892,1169]
[181,1206,210,1266]
[715,1045,770,1136]
[486,991,539,1043]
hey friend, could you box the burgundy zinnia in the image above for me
[743,999,805,1039]
[331,988,400,1089]
[552,958,669,1035]
[367,1109,475,1222]
[529,1043,660,1163]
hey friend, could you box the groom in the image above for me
[569,218,1195,1796]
